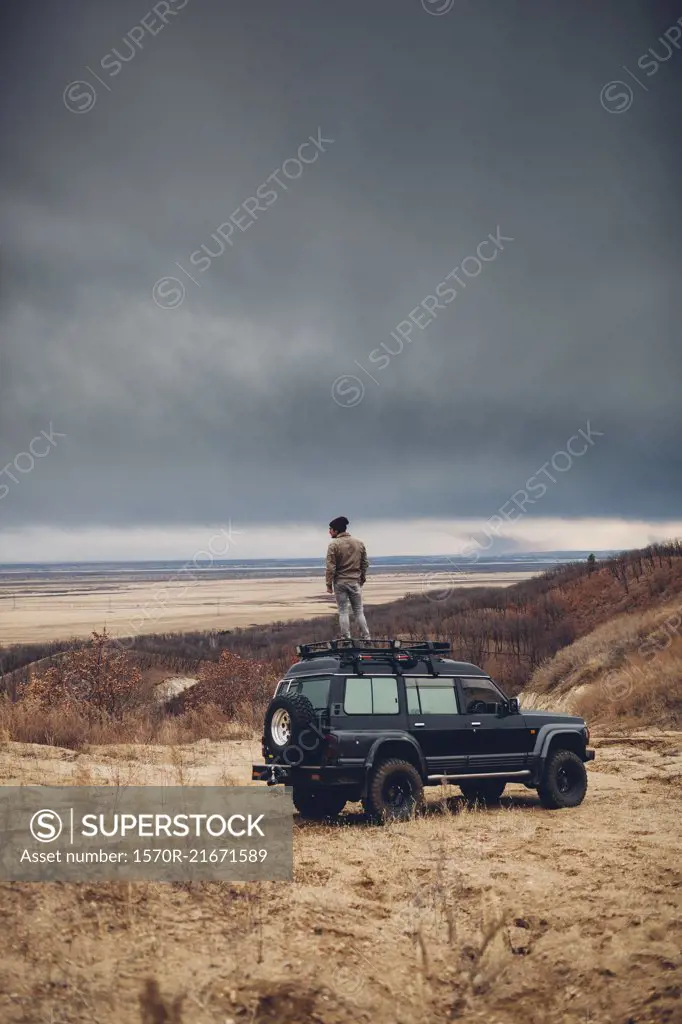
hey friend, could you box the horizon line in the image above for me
[0,549,617,568]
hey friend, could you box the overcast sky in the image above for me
[1,0,680,560]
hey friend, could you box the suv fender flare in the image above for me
[364,733,427,780]
[530,725,586,784]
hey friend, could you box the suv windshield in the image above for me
[279,676,331,710]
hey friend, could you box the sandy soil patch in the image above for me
[0,731,680,1023]
[0,571,535,644]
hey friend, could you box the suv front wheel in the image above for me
[538,749,587,809]
[363,758,424,823]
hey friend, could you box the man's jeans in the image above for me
[334,581,370,639]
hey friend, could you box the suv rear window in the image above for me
[279,676,331,710]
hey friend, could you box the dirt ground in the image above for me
[0,731,680,1024]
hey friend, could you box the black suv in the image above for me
[251,639,595,821]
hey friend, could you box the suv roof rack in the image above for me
[398,640,452,655]
[295,638,451,659]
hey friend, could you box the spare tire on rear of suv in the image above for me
[263,692,324,764]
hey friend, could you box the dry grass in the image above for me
[1,732,681,1024]
[575,641,682,726]
[0,698,255,750]
[522,600,682,726]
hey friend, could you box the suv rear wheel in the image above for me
[459,779,506,805]
[538,749,587,809]
[292,787,347,821]
[363,758,424,823]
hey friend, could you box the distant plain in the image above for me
[0,555,566,643]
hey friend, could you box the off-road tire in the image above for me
[538,749,587,809]
[459,779,506,805]
[263,693,323,764]
[292,787,347,821]
[363,758,424,823]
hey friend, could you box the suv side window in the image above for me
[372,676,400,714]
[344,677,399,715]
[459,677,506,714]
[405,678,459,715]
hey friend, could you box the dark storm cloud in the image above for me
[1,0,680,528]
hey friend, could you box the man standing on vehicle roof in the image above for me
[326,516,371,640]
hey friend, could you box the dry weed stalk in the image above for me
[139,978,184,1024]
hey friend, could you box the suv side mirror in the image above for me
[508,697,520,714]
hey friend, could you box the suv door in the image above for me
[335,675,403,764]
[456,676,534,772]
[405,677,470,776]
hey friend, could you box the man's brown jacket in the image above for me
[325,532,369,589]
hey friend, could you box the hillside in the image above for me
[3,543,682,704]
[522,600,682,727]
[1,546,681,1022]
[126,541,682,695]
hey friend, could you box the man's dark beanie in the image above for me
[329,516,349,533]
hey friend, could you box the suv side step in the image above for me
[427,770,532,782]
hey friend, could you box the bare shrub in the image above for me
[0,632,267,749]
[24,629,147,719]
[182,650,276,722]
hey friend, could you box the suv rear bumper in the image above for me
[251,763,363,786]
[252,764,288,784]
[585,749,595,762]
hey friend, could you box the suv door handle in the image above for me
[470,721,482,727]
[413,722,425,727]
